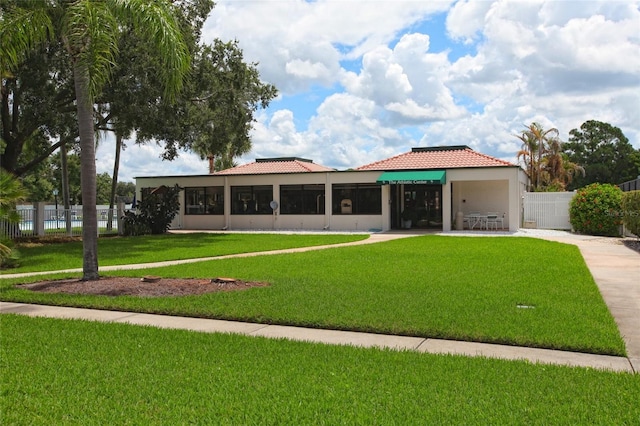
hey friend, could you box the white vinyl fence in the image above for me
[523,192,575,230]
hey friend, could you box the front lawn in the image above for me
[2,315,638,425]
[0,235,625,356]
[2,232,368,273]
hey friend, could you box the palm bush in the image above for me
[0,169,27,268]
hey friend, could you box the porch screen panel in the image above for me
[356,184,382,214]
[332,184,381,215]
[281,185,325,214]
[231,185,273,215]
[185,186,224,215]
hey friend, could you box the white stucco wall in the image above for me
[136,171,389,232]
[136,167,525,232]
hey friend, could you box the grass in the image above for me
[2,314,638,425]
[0,235,626,356]
[2,232,368,273]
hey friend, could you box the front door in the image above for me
[391,184,443,229]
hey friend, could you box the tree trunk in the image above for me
[60,140,73,234]
[107,132,122,231]
[73,61,99,280]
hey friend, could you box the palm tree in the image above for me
[515,122,560,191]
[540,136,585,191]
[1,0,189,280]
[0,168,28,263]
[516,130,539,191]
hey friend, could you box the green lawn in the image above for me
[2,314,638,425]
[0,235,625,356]
[2,232,367,273]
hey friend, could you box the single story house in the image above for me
[135,145,528,232]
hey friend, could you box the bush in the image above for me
[121,184,181,236]
[121,211,152,236]
[569,183,623,236]
[0,238,20,269]
[621,190,640,237]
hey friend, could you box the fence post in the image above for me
[34,202,46,236]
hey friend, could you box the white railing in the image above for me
[523,192,575,230]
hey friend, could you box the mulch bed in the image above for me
[19,277,269,297]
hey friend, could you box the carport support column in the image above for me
[442,181,452,231]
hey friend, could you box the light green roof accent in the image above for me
[376,170,446,185]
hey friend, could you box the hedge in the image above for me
[621,190,640,237]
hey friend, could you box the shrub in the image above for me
[121,184,181,236]
[621,190,640,237]
[0,238,20,269]
[121,211,152,236]
[569,183,623,236]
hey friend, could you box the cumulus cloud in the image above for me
[96,1,640,180]
[446,0,494,43]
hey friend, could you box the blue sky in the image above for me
[96,0,640,182]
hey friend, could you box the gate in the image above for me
[523,192,574,230]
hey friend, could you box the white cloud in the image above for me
[95,0,640,181]
[95,135,207,182]
[202,0,452,93]
[446,0,493,43]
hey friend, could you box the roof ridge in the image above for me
[465,147,515,166]
[295,159,314,172]
[356,150,409,170]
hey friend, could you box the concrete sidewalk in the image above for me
[1,229,638,373]
[528,232,640,373]
[0,301,633,373]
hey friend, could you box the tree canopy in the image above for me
[2,0,277,180]
[564,120,640,189]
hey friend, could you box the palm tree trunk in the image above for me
[73,61,99,280]
[107,132,122,231]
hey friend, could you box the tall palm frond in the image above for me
[0,168,28,223]
[0,4,53,73]
[0,0,189,280]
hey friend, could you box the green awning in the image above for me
[376,170,446,185]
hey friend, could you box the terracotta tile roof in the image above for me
[213,157,335,175]
[356,146,516,171]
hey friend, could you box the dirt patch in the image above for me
[19,276,269,297]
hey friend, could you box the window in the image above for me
[280,185,325,215]
[185,187,224,215]
[332,184,381,215]
[231,186,273,214]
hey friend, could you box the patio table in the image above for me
[464,214,487,230]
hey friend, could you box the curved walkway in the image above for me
[0,232,408,279]
[1,230,638,373]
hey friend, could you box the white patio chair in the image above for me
[466,211,482,229]
[485,212,502,230]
